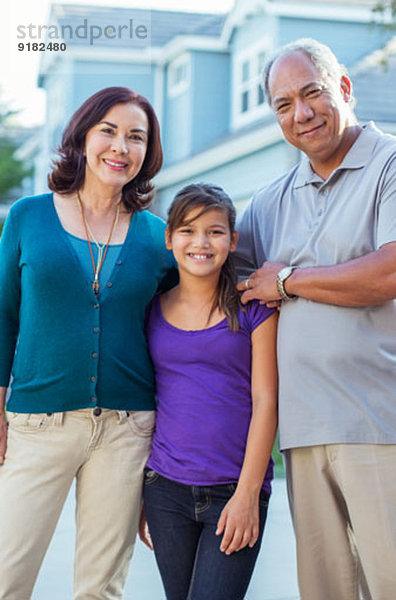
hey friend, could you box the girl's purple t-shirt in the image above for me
[146,296,275,494]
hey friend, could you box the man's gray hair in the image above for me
[263,38,352,106]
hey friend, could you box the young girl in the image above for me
[143,183,278,600]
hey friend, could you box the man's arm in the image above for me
[239,242,396,307]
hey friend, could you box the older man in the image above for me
[235,38,396,600]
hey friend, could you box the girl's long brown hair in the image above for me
[167,183,242,332]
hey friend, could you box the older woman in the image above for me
[0,87,176,600]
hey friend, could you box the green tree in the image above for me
[0,101,32,203]
[372,1,396,25]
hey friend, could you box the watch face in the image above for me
[279,267,292,280]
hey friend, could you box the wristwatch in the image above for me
[276,266,297,301]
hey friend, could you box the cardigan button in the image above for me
[93,327,100,333]
[93,408,102,417]
[107,282,113,288]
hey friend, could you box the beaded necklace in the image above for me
[77,191,121,295]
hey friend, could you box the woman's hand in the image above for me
[216,491,259,556]
[138,506,153,550]
[0,411,8,465]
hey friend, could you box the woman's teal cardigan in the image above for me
[0,193,176,413]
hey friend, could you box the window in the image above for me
[168,54,191,97]
[232,41,271,128]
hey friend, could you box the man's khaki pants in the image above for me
[285,444,396,600]
[0,408,155,600]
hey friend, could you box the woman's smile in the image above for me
[102,158,129,171]
[83,102,148,193]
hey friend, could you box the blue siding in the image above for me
[278,18,392,67]
[191,51,230,155]
[231,12,277,53]
[162,72,191,166]
[72,60,155,111]
[163,51,230,166]
[157,140,297,217]
[44,68,73,155]
[34,2,395,204]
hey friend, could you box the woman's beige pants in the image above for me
[0,408,155,600]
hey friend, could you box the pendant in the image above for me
[92,280,100,295]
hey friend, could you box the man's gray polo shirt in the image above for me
[235,123,396,451]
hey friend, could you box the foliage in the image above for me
[272,433,285,478]
[372,1,396,25]
[0,100,32,203]
[0,141,31,202]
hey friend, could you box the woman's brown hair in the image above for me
[48,86,163,212]
[167,183,242,332]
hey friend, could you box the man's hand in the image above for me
[237,262,287,305]
[0,411,8,465]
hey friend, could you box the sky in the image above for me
[1,0,235,127]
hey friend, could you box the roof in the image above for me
[352,37,396,124]
[51,4,225,49]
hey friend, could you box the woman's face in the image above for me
[83,102,149,193]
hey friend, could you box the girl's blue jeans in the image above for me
[143,468,270,600]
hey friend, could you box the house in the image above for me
[33,0,395,216]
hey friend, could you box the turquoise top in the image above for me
[65,231,122,291]
[0,193,177,413]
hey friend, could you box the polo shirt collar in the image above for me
[294,121,379,189]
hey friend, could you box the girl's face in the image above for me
[166,207,238,279]
[83,102,148,193]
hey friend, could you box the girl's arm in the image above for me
[216,312,278,555]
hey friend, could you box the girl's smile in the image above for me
[166,207,238,279]
[187,252,214,261]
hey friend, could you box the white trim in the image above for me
[222,0,269,45]
[231,37,273,130]
[38,52,72,87]
[59,46,160,63]
[167,53,191,98]
[267,1,383,24]
[155,122,283,189]
[222,0,390,43]
[38,46,160,83]
[39,37,227,81]
[159,36,227,65]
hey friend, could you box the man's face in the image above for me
[268,51,354,175]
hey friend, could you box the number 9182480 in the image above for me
[18,42,67,51]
